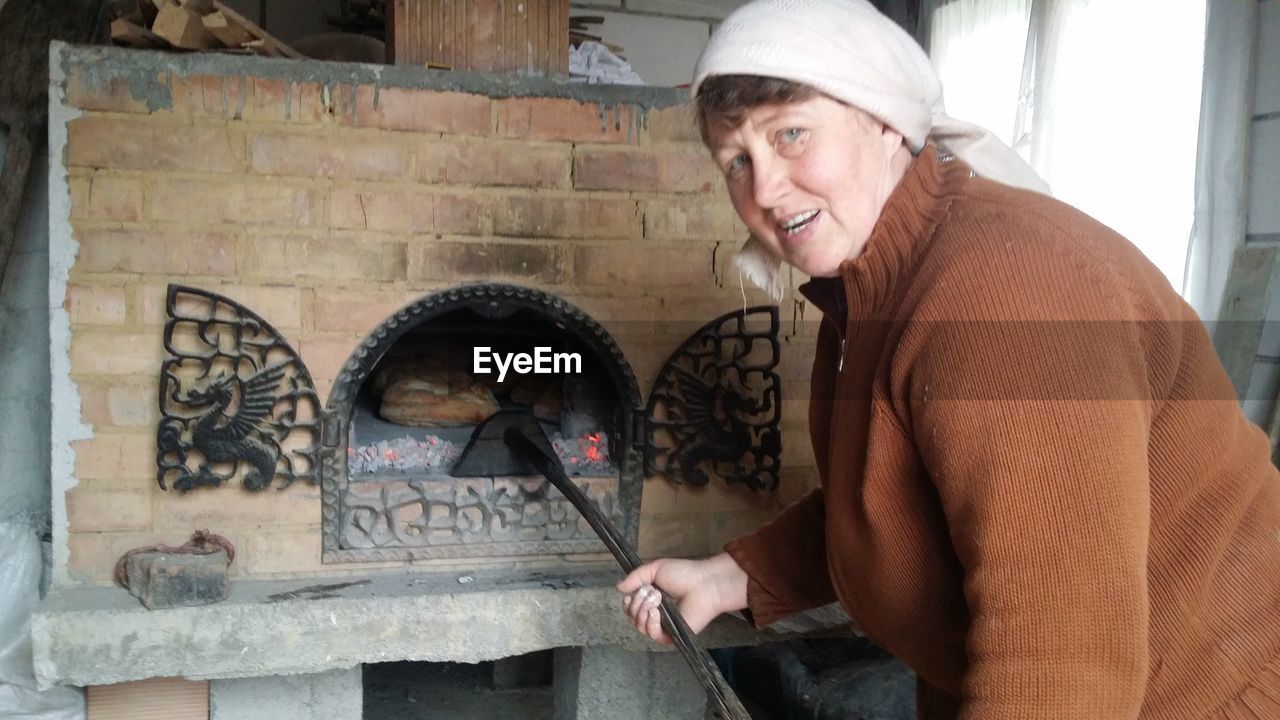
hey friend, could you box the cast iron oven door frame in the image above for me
[319,284,647,563]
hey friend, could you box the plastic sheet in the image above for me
[0,521,84,719]
[569,41,645,85]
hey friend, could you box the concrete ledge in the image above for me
[33,565,848,689]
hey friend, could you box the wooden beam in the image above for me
[111,17,170,47]
[152,1,220,49]
[200,10,254,48]
[203,0,303,59]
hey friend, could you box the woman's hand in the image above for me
[616,552,749,645]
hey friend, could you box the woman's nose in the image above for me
[751,156,789,209]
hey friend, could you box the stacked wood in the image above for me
[109,0,303,59]
[569,14,624,57]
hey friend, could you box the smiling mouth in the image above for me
[780,210,820,235]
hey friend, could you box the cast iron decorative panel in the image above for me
[645,306,782,491]
[155,285,320,493]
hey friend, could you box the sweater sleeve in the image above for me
[908,242,1156,718]
[723,488,837,628]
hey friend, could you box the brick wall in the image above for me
[53,46,819,586]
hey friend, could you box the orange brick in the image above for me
[243,527,325,575]
[153,481,322,528]
[642,198,737,240]
[341,85,491,135]
[329,187,434,233]
[198,75,254,119]
[66,486,152,532]
[72,433,160,482]
[433,193,490,235]
[576,245,712,287]
[63,68,152,113]
[493,195,639,239]
[79,382,157,427]
[637,512,710,559]
[415,143,450,183]
[249,130,407,180]
[69,175,143,221]
[645,103,703,145]
[557,294,665,322]
[148,178,320,227]
[136,282,303,329]
[67,531,157,584]
[311,289,421,332]
[329,188,488,235]
[66,284,128,324]
[166,74,207,116]
[166,75,254,119]
[563,293,742,324]
[407,240,567,284]
[243,77,327,124]
[239,235,408,282]
[706,510,778,551]
[74,229,236,276]
[299,336,361,384]
[496,97,635,143]
[434,142,570,188]
[133,284,168,326]
[573,148,718,193]
[70,331,164,376]
[640,477,780,515]
[67,116,242,172]
[207,284,304,329]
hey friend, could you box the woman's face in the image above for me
[707,95,906,278]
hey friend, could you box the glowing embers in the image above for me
[347,436,463,475]
[345,431,613,478]
[553,431,612,474]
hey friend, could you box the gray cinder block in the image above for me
[554,646,707,720]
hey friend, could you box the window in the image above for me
[927,0,1207,290]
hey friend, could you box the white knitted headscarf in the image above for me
[695,0,1049,299]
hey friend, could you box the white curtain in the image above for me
[1183,1,1259,324]
[925,0,1212,311]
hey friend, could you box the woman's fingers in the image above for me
[616,561,662,594]
[645,605,670,644]
[623,585,661,627]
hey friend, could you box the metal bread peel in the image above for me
[454,409,752,720]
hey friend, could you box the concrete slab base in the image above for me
[210,668,361,720]
[553,646,707,720]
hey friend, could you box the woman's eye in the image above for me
[780,128,805,143]
[725,154,750,176]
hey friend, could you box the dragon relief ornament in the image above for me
[645,306,782,491]
[156,285,320,493]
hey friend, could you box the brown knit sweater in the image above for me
[725,147,1280,719]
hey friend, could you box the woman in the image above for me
[618,1,1280,718]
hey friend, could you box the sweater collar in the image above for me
[799,145,967,321]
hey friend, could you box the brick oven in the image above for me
[33,41,827,719]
